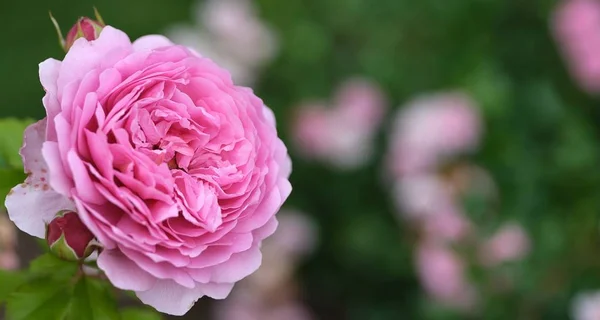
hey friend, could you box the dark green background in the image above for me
[3,0,600,319]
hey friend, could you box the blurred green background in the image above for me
[2,0,600,319]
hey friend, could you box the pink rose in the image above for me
[291,78,387,169]
[4,26,291,315]
[553,0,600,93]
[392,174,455,219]
[387,92,481,176]
[416,242,477,311]
[572,291,600,320]
[422,208,472,243]
[479,222,530,267]
[165,0,278,85]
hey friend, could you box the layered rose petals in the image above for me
[5,26,291,316]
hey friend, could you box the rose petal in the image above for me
[97,250,156,291]
[57,26,131,93]
[5,120,74,238]
[133,35,174,52]
[136,280,204,316]
[208,245,262,283]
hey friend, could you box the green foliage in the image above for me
[0,168,26,202]
[0,118,33,201]
[6,276,73,320]
[2,254,161,320]
[68,277,120,320]
[0,270,25,303]
[120,308,163,320]
[0,118,33,169]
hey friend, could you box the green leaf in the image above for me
[5,276,72,320]
[67,277,120,320]
[29,253,78,279]
[120,308,162,320]
[0,118,34,169]
[0,270,25,302]
[0,167,26,202]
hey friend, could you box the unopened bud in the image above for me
[64,17,105,51]
[46,210,98,261]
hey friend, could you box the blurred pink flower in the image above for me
[334,79,388,132]
[0,213,18,270]
[266,209,318,259]
[387,92,481,177]
[553,0,600,93]
[215,287,314,320]
[292,78,387,169]
[214,209,316,320]
[392,173,471,242]
[165,0,277,85]
[447,164,498,203]
[0,214,17,248]
[249,210,317,293]
[422,209,472,243]
[479,222,531,267]
[572,291,600,320]
[202,0,277,67]
[0,252,19,270]
[416,242,477,311]
[392,174,454,219]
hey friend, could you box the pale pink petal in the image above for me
[41,142,73,196]
[39,58,61,94]
[136,280,205,316]
[57,26,132,92]
[208,245,262,283]
[39,59,62,139]
[97,250,156,291]
[5,184,74,238]
[196,282,234,299]
[133,35,174,52]
[4,120,74,238]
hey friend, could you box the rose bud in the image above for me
[64,17,105,51]
[46,210,98,261]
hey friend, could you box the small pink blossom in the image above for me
[215,288,314,320]
[292,78,387,169]
[479,222,530,267]
[4,26,291,316]
[387,92,481,177]
[421,209,472,243]
[166,0,277,85]
[201,0,277,67]
[392,174,454,219]
[416,242,477,311]
[572,291,600,320]
[553,0,600,93]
